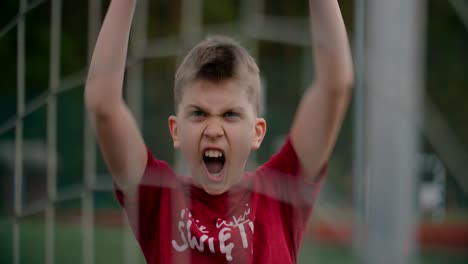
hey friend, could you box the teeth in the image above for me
[204,150,223,158]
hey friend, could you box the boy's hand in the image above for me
[290,0,353,183]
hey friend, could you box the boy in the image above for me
[85,0,353,263]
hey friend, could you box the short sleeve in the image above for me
[114,147,175,207]
[255,136,328,227]
[113,147,176,244]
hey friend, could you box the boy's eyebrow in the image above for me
[184,104,246,113]
[225,106,245,113]
[184,104,205,111]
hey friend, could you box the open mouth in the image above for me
[203,149,226,176]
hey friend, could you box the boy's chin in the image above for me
[203,185,228,196]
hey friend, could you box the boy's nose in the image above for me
[203,122,224,139]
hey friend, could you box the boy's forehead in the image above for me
[177,78,259,114]
[179,80,256,111]
[183,79,248,101]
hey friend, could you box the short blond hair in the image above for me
[174,36,261,114]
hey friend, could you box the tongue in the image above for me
[205,159,223,174]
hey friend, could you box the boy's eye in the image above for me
[191,110,206,117]
[223,111,240,119]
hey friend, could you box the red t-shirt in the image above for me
[115,138,327,263]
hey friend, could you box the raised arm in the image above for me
[85,0,147,191]
[290,0,354,182]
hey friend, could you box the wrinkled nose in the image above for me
[203,122,224,139]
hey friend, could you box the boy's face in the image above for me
[169,79,266,195]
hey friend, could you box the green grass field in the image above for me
[1,218,467,264]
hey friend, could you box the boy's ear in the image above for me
[168,115,180,148]
[251,118,267,150]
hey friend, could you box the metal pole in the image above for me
[363,0,426,263]
[352,0,367,259]
[82,0,101,263]
[126,0,147,127]
[174,0,203,177]
[124,0,148,262]
[172,2,203,263]
[241,0,264,170]
[13,0,27,263]
[240,0,264,41]
[180,0,202,46]
[46,0,61,263]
